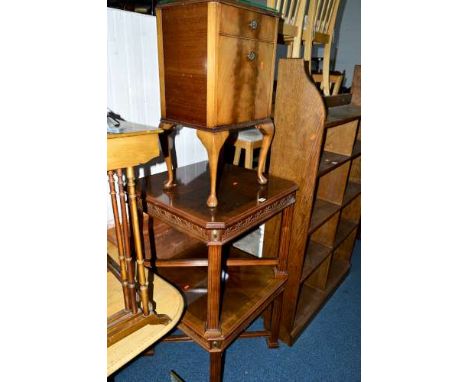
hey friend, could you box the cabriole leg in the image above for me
[196,130,229,207]
[256,121,275,184]
[158,122,176,189]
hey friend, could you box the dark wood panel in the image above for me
[161,3,208,125]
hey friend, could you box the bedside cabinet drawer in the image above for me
[219,4,277,43]
[216,36,275,125]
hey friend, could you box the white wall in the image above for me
[107,8,207,225]
[334,0,361,87]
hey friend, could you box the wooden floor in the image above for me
[107,241,184,376]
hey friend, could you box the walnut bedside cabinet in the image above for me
[156,0,279,207]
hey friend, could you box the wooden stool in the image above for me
[233,128,265,171]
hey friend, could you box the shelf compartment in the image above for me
[311,211,340,248]
[291,258,350,340]
[325,104,361,129]
[300,241,333,283]
[349,155,361,184]
[317,161,351,205]
[342,195,361,224]
[303,251,332,290]
[309,198,341,234]
[334,219,359,249]
[334,228,358,263]
[318,151,350,176]
[342,182,361,207]
[324,120,359,156]
[352,139,361,157]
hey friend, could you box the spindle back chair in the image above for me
[303,0,341,95]
[268,0,307,58]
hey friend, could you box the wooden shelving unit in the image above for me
[263,60,361,345]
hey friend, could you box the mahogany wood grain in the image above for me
[137,161,297,234]
[206,245,223,336]
[156,0,279,208]
[159,3,208,126]
[210,351,224,382]
[157,0,278,129]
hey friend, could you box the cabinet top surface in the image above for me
[137,161,297,229]
[156,0,278,16]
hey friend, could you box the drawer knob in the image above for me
[247,51,257,61]
[249,20,258,30]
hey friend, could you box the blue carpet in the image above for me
[112,240,360,381]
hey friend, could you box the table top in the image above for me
[137,162,297,243]
[107,120,162,139]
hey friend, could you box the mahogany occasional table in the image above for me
[136,161,297,382]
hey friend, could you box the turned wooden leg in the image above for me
[118,169,138,314]
[196,130,229,207]
[256,121,274,184]
[107,171,130,311]
[323,42,332,96]
[209,351,224,382]
[158,122,176,189]
[205,245,222,337]
[127,166,151,316]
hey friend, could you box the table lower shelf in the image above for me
[158,264,285,352]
